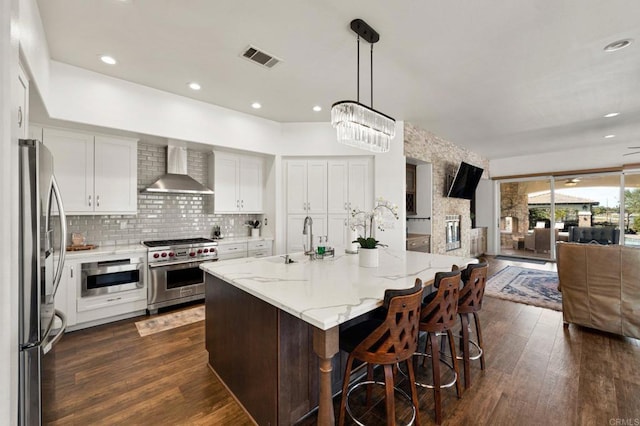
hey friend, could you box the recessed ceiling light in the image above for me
[100,55,117,65]
[188,82,201,91]
[313,105,322,112]
[604,39,633,52]
[605,134,616,139]
[604,112,620,118]
[251,102,262,109]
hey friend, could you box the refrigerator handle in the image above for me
[43,310,67,355]
[51,175,67,297]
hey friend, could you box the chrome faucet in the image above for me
[302,216,314,256]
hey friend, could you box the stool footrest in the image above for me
[346,380,416,426]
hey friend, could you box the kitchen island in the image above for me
[201,249,476,425]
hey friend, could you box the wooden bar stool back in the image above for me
[338,281,423,426]
[418,270,462,425]
[457,258,488,389]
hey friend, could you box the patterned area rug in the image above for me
[135,305,205,337]
[485,266,562,311]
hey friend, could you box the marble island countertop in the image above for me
[201,249,476,330]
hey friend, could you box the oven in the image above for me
[81,257,144,297]
[143,238,218,313]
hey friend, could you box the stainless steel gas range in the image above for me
[143,237,218,313]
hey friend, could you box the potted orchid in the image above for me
[350,198,399,267]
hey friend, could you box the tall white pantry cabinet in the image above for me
[285,157,372,253]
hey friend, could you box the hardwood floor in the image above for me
[43,257,640,425]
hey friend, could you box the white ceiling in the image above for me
[35,0,640,159]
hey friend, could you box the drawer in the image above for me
[218,252,247,261]
[217,242,247,255]
[248,240,271,251]
[77,287,146,312]
[248,249,272,258]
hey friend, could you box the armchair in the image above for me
[524,228,558,253]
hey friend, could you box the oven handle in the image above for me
[148,259,216,269]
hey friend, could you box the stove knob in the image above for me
[203,248,209,253]
[161,252,167,258]
[197,249,203,254]
[189,252,196,257]
[169,252,175,257]
[153,253,160,259]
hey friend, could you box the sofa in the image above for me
[524,228,558,253]
[568,226,620,245]
[556,242,640,339]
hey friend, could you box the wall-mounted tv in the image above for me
[447,161,484,200]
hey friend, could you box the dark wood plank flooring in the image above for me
[43,257,640,425]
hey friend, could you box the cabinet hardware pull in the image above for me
[96,195,100,207]
[107,297,122,302]
[88,195,92,207]
[237,200,240,208]
[18,106,23,128]
[344,219,347,226]
[344,202,347,210]
[70,266,73,278]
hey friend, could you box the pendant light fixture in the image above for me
[331,19,396,153]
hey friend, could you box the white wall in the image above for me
[490,142,634,177]
[475,179,496,255]
[1,0,20,423]
[46,61,282,154]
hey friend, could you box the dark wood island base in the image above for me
[205,274,343,425]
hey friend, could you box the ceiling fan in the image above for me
[624,147,640,156]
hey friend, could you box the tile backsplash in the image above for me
[65,143,260,246]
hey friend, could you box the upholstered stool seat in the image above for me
[338,282,424,426]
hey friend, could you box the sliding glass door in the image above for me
[499,178,554,260]
[499,171,624,261]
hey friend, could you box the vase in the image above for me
[358,247,379,268]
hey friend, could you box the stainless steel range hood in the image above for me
[142,145,214,194]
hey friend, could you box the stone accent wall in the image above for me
[499,182,529,235]
[404,123,489,256]
[64,143,260,246]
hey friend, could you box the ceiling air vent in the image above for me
[241,45,281,69]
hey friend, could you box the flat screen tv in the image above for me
[447,161,484,200]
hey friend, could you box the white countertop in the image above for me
[64,243,147,261]
[214,236,274,245]
[201,249,476,331]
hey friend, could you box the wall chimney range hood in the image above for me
[143,145,214,194]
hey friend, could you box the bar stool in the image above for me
[415,270,462,425]
[456,258,488,390]
[338,282,423,426]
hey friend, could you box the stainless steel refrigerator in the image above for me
[18,139,68,425]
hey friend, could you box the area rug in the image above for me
[485,266,562,311]
[135,305,205,337]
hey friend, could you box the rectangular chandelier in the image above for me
[332,19,396,154]
[331,101,396,153]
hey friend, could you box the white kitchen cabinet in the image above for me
[217,239,273,260]
[247,239,273,258]
[286,160,327,215]
[287,214,326,253]
[42,127,138,215]
[53,263,78,329]
[326,159,372,249]
[212,152,264,213]
[217,241,248,261]
[63,250,147,331]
